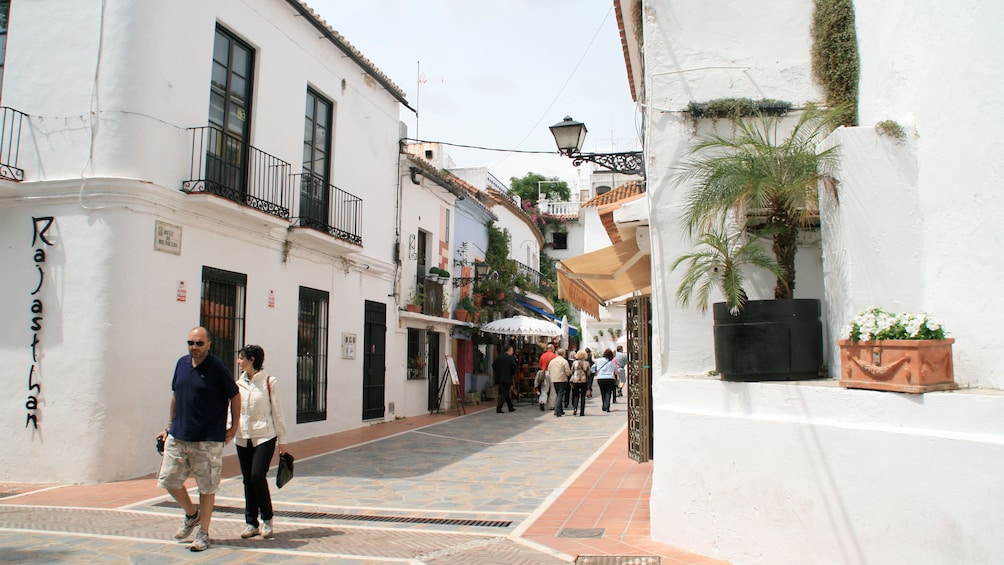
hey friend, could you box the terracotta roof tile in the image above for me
[580,180,644,207]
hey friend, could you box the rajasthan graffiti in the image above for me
[27,216,54,429]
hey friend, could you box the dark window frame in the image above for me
[296,286,329,423]
[200,266,247,375]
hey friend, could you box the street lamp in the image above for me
[452,260,497,288]
[549,116,643,176]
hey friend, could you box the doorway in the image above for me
[362,300,387,420]
[427,331,441,411]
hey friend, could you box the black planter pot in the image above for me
[712,299,824,381]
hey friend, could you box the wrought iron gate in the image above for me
[627,296,653,462]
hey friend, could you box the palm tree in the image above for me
[676,105,842,299]
[671,226,786,315]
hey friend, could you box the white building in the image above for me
[0,0,425,482]
[617,0,1004,563]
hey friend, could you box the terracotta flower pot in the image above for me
[838,338,956,393]
[455,309,469,322]
[406,304,420,313]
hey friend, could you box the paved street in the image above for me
[0,396,724,564]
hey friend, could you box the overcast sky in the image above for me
[308,0,641,189]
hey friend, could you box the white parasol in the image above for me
[560,315,570,349]
[480,315,562,337]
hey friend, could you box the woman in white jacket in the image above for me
[235,345,287,540]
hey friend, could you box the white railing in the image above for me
[541,201,580,217]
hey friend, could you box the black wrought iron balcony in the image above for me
[291,173,363,245]
[183,126,293,220]
[515,260,547,294]
[0,107,26,182]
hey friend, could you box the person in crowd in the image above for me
[539,343,556,371]
[547,348,571,417]
[593,348,618,412]
[534,363,552,411]
[156,327,240,552]
[614,345,628,402]
[493,343,518,413]
[569,350,591,416]
[234,345,288,540]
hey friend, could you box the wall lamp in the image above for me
[549,116,643,176]
[452,260,498,287]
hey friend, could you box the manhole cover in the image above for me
[575,557,661,565]
[558,527,605,538]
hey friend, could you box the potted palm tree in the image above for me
[675,104,843,380]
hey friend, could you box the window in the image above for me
[552,232,568,250]
[297,287,329,423]
[200,266,247,375]
[0,1,9,93]
[407,328,423,379]
[206,26,254,194]
[300,88,333,229]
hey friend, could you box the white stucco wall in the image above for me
[641,0,1004,562]
[652,379,1004,565]
[847,0,1004,389]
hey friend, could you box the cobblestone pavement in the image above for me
[0,401,629,564]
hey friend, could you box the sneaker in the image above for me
[262,519,274,539]
[539,403,545,411]
[173,510,200,540]
[240,524,260,538]
[189,529,210,552]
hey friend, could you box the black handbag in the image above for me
[276,451,295,488]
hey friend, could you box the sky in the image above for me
[308,0,641,191]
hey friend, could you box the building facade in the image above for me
[1,0,417,482]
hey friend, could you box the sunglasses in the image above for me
[187,340,206,347]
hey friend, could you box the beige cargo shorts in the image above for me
[157,436,224,494]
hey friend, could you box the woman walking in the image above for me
[592,348,618,412]
[569,350,591,416]
[235,344,287,539]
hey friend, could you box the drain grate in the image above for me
[559,527,605,538]
[575,557,661,565]
[154,501,511,528]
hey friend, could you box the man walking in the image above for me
[156,327,240,552]
[547,348,571,417]
[493,343,518,413]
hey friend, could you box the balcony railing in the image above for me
[291,173,363,245]
[0,107,26,181]
[540,200,580,217]
[515,261,549,295]
[183,126,293,220]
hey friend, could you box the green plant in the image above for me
[675,104,843,303]
[454,242,472,268]
[684,98,791,123]
[811,0,859,126]
[408,287,424,306]
[842,308,946,342]
[671,228,785,314]
[457,295,476,312]
[876,120,906,142]
[597,329,604,337]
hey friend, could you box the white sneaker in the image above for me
[240,524,259,538]
[173,510,200,540]
[189,529,210,552]
[262,519,274,539]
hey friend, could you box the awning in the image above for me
[557,238,651,319]
[516,301,579,337]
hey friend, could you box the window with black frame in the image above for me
[200,266,247,375]
[300,88,333,231]
[297,286,329,423]
[206,26,254,198]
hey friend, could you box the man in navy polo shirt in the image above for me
[156,326,240,552]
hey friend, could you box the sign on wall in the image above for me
[341,333,356,359]
[154,220,182,255]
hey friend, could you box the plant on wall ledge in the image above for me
[675,104,844,303]
[811,0,860,126]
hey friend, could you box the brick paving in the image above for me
[0,399,727,564]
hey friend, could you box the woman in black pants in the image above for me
[235,345,288,539]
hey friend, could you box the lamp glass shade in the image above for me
[474,261,491,279]
[549,116,587,154]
